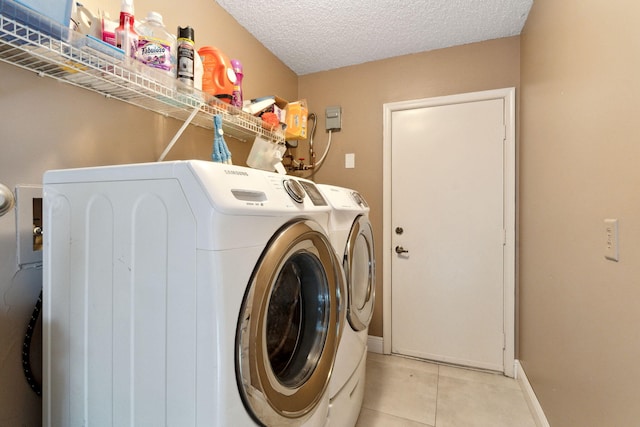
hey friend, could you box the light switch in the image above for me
[345,153,355,169]
[604,218,619,262]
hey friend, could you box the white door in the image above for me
[383,89,515,374]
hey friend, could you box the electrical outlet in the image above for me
[325,106,342,131]
[604,218,619,262]
[16,185,43,267]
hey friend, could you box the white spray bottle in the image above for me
[115,0,138,59]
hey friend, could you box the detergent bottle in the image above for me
[198,46,236,103]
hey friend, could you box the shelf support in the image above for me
[157,102,204,162]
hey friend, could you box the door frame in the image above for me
[381,88,516,377]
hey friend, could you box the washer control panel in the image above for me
[351,191,369,208]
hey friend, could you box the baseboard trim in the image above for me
[367,335,384,354]
[515,360,550,427]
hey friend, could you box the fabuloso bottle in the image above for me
[136,12,176,78]
[115,0,138,59]
[176,26,195,87]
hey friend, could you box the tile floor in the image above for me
[355,353,536,427]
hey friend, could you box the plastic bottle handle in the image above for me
[75,4,98,36]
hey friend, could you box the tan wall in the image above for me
[519,0,640,425]
[297,37,521,337]
[0,4,523,424]
[0,1,296,424]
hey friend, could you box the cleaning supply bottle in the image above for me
[194,50,203,91]
[230,59,243,108]
[115,0,138,59]
[136,11,176,78]
[101,11,118,46]
[176,26,195,87]
[198,46,236,103]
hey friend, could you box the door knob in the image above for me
[395,246,409,254]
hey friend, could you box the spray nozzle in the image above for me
[120,0,134,14]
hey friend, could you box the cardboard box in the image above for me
[272,96,288,125]
[285,99,308,140]
[244,95,307,140]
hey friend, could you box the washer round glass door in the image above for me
[236,219,344,426]
[344,215,375,331]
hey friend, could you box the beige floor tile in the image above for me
[358,353,536,427]
[438,364,521,390]
[435,373,536,427]
[367,352,439,374]
[355,408,434,427]
[362,354,438,425]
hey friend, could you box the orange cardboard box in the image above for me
[285,99,308,140]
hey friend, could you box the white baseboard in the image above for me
[367,335,384,354]
[515,360,550,427]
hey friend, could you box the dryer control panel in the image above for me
[283,179,305,203]
[298,181,328,206]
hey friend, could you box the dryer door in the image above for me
[236,219,344,427]
[344,215,375,331]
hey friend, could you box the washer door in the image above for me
[236,219,344,426]
[344,215,375,331]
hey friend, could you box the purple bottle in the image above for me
[230,59,243,108]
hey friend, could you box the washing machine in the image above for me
[42,160,346,427]
[317,184,375,427]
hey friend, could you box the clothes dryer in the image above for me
[43,160,345,427]
[317,184,375,427]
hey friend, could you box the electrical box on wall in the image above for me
[325,106,342,131]
[16,185,43,267]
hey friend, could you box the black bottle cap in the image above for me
[178,26,194,42]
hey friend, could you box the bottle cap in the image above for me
[231,59,243,74]
[178,26,194,42]
[146,11,163,24]
[120,0,134,14]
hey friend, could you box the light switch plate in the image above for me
[345,153,355,168]
[604,218,619,262]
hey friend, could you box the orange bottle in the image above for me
[198,46,237,103]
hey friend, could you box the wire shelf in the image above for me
[0,2,284,145]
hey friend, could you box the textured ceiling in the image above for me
[215,0,533,75]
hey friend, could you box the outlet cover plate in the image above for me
[16,185,43,267]
[604,218,619,262]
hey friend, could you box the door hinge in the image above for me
[502,229,507,246]
[503,333,507,350]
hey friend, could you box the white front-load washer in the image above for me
[43,160,345,427]
[317,185,375,427]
